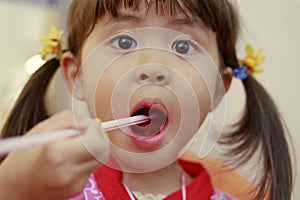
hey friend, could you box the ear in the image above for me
[211,67,233,111]
[60,52,85,101]
[222,67,233,92]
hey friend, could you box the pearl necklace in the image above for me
[122,170,186,200]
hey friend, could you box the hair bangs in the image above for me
[98,0,196,18]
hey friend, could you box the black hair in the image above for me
[0,59,59,163]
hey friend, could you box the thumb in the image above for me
[79,119,110,164]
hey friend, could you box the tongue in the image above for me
[131,108,167,137]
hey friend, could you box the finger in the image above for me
[76,159,102,174]
[78,119,110,163]
[28,110,92,135]
[50,119,110,164]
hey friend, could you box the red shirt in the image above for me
[93,159,214,200]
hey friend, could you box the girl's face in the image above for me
[65,2,224,171]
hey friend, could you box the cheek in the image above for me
[94,85,114,120]
[189,74,212,128]
[171,62,214,123]
[107,132,131,150]
[85,56,138,120]
[79,70,115,119]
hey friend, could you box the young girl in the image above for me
[0,0,293,200]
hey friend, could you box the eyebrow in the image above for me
[169,18,208,32]
[105,13,204,31]
[168,18,198,27]
[104,14,142,26]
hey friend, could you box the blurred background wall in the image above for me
[0,0,299,198]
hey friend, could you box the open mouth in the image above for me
[130,103,168,137]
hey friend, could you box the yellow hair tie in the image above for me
[239,44,265,78]
[39,26,64,61]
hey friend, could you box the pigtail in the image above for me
[0,59,59,162]
[222,76,292,200]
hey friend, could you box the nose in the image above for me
[134,65,170,85]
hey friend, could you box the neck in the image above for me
[122,161,192,196]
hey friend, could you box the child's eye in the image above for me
[111,35,137,50]
[172,39,200,55]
